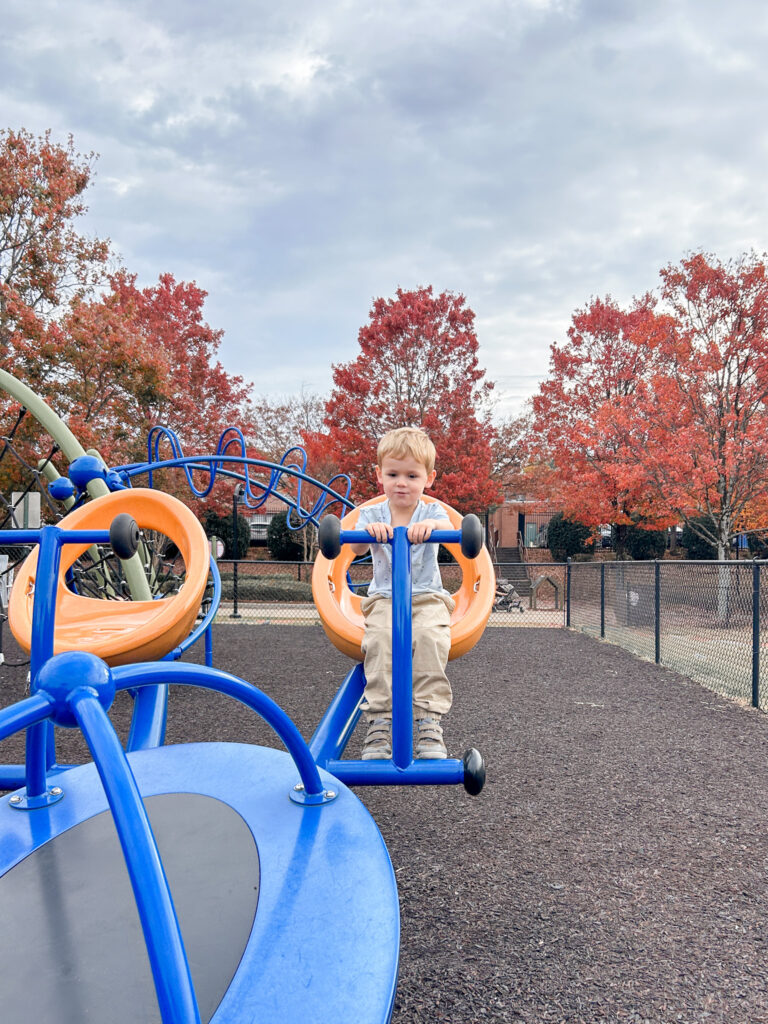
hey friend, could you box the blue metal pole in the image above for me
[600,562,605,638]
[72,690,200,1024]
[654,560,661,664]
[126,684,169,751]
[309,663,366,766]
[324,758,464,786]
[753,561,760,709]
[113,662,326,796]
[390,527,413,770]
[25,526,64,797]
[0,693,53,744]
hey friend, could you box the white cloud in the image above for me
[2,0,768,422]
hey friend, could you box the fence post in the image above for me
[231,561,241,620]
[654,560,661,664]
[752,561,760,709]
[600,562,605,639]
[566,558,571,627]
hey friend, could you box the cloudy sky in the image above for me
[2,0,767,418]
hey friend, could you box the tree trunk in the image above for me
[716,516,731,623]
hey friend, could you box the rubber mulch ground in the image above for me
[3,624,768,1024]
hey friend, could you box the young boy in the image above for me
[351,427,456,760]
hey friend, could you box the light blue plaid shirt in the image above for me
[356,500,451,598]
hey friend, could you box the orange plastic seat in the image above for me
[312,496,495,661]
[9,489,209,667]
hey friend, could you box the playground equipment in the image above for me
[312,496,496,660]
[9,489,210,665]
[310,507,488,793]
[0,370,491,1020]
[0,514,399,1023]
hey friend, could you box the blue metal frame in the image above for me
[0,542,221,792]
[310,525,473,786]
[115,425,355,529]
[0,521,397,1024]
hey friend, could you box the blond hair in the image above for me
[377,427,436,474]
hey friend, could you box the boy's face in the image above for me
[376,455,436,513]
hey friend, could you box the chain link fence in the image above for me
[569,560,768,710]
[213,559,567,628]
[215,558,768,709]
[4,546,765,710]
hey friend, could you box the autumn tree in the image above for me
[636,252,768,559]
[0,128,109,386]
[306,286,501,513]
[245,389,326,463]
[529,294,670,556]
[490,407,537,501]
[104,271,250,457]
[0,128,251,516]
[530,252,768,564]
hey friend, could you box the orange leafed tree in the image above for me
[530,252,768,560]
[0,128,251,512]
[0,127,110,388]
[304,286,501,513]
[529,294,671,553]
[636,252,768,558]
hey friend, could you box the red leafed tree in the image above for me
[62,272,252,515]
[637,252,768,559]
[0,128,109,387]
[530,294,671,554]
[105,271,250,456]
[0,128,251,513]
[490,408,536,500]
[305,286,501,513]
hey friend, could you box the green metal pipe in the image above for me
[0,369,151,600]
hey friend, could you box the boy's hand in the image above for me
[407,518,443,544]
[366,521,394,543]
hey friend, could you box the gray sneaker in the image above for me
[362,717,392,760]
[415,716,447,759]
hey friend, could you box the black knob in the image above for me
[462,748,486,795]
[109,513,140,560]
[460,514,483,558]
[318,514,342,559]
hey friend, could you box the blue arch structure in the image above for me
[0,427,352,791]
[120,423,356,528]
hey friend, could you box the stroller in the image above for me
[494,577,524,613]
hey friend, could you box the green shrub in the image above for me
[681,518,717,560]
[219,573,314,603]
[625,522,667,560]
[267,512,305,561]
[204,509,249,559]
[547,512,592,562]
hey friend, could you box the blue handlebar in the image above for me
[339,526,462,547]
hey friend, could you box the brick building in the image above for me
[488,499,557,553]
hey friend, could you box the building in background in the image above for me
[243,494,289,546]
[489,500,557,554]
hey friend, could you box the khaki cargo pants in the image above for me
[360,592,456,718]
